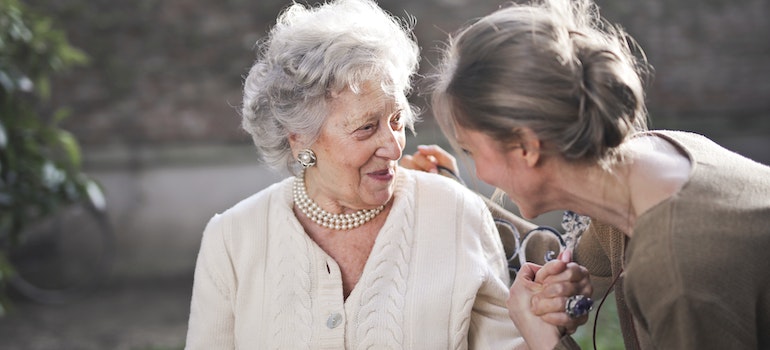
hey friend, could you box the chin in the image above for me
[518,209,538,220]
[373,190,395,207]
[511,200,543,220]
[359,185,392,208]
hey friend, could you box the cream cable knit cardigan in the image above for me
[185,168,524,349]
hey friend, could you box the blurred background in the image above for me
[0,0,768,349]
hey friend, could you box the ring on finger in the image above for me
[565,295,593,319]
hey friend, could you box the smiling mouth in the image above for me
[369,168,392,176]
[367,167,395,180]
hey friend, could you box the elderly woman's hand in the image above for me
[530,250,593,335]
[401,144,459,175]
[508,252,592,349]
[508,263,563,350]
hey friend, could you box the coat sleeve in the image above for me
[573,221,615,299]
[185,214,236,349]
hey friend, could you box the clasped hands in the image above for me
[508,250,592,349]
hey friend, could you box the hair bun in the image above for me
[566,33,645,160]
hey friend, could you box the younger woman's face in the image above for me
[455,127,511,190]
[454,126,545,219]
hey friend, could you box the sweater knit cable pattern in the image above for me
[355,175,414,349]
[268,209,313,349]
[452,207,492,350]
[453,294,476,349]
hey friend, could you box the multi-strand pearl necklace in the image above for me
[293,170,385,230]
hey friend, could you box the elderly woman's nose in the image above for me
[375,128,403,160]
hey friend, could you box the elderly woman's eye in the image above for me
[391,112,404,129]
[461,148,472,156]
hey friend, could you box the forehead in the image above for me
[328,82,400,123]
[455,126,496,149]
[453,124,475,144]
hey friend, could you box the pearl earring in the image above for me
[297,149,316,168]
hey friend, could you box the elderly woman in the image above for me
[184,0,546,348]
[429,0,770,348]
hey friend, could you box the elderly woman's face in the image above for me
[305,81,406,211]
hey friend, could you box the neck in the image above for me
[552,160,637,237]
[544,135,691,238]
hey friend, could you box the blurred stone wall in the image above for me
[37,0,770,152]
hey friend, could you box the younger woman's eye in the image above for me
[461,148,472,156]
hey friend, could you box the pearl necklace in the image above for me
[293,170,385,230]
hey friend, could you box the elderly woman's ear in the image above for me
[288,133,299,155]
[288,133,307,157]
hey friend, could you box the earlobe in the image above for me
[522,143,540,168]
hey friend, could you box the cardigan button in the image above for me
[326,313,343,329]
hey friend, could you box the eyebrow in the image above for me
[346,111,378,127]
[352,105,401,124]
[341,111,376,132]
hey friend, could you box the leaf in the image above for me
[55,129,81,168]
[52,106,72,124]
[41,160,65,189]
[35,76,50,100]
[59,45,89,66]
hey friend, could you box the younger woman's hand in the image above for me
[530,250,593,334]
[400,144,458,175]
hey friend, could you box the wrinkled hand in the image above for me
[508,263,562,350]
[531,250,592,334]
[400,144,458,176]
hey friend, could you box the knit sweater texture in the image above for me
[567,130,770,349]
[185,168,523,349]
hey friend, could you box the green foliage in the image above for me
[0,0,98,315]
[573,292,625,350]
